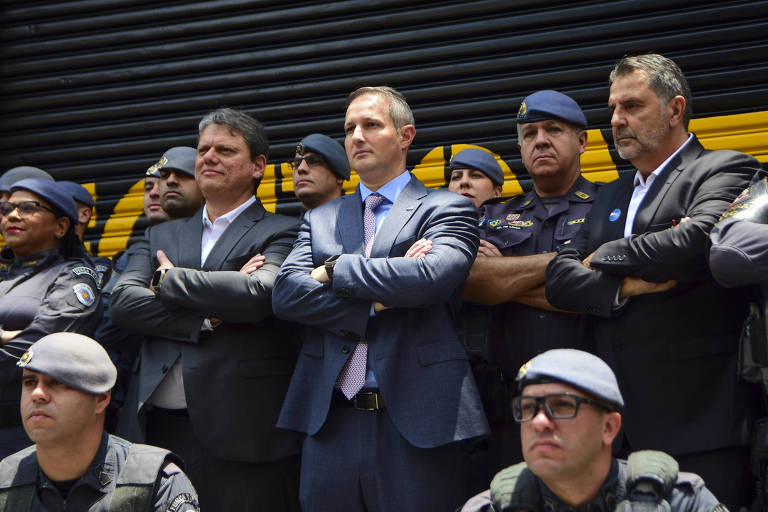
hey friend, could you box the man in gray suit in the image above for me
[111,108,301,510]
[272,86,489,511]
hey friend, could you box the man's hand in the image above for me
[619,276,677,300]
[374,238,434,311]
[1,330,21,345]
[404,238,432,258]
[156,250,175,271]
[477,239,502,258]
[582,251,595,269]
[239,254,265,274]
[310,265,330,283]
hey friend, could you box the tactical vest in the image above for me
[489,451,681,511]
[0,442,176,511]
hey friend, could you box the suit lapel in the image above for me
[338,189,365,255]
[176,213,204,269]
[202,200,266,270]
[370,176,425,257]
[632,136,704,232]
[600,175,635,243]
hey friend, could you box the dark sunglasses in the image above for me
[289,155,326,170]
[0,200,56,217]
[511,393,614,423]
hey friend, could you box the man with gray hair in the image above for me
[273,86,488,511]
[111,108,301,510]
[0,332,199,511]
[546,53,763,508]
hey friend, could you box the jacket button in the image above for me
[342,346,350,354]
[161,365,169,373]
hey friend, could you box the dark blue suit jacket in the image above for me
[546,136,761,455]
[273,175,490,449]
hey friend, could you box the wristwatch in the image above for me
[324,255,341,281]
[150,268,168,293]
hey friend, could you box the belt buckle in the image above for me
[353,391,381,411]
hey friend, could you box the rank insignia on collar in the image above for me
[574,191,590,200]
[516,361,532,381]
[24,260,38,267]
[567,218,585,225]
[522,199,532,207]
[296,142,306,156]
[17,350,33,368]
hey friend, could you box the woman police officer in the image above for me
[0,178,103,458]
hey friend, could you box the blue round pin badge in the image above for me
[609,208,621,222]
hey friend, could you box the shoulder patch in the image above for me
[72,283,96,307]
[167,492,199,512]
[72,266,100,285]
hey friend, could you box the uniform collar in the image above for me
[38,433,113,499]
[538,458,622,512]
[2,248,61,270]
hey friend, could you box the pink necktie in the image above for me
[336,193,385,399]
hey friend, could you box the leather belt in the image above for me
[333,389,385,411]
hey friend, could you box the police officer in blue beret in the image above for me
[0,178,103,458]
[461,90,603,474]
[291,133,350,211]
[461,349,725,512]
[448,148,504,209]
[0,332,200,511]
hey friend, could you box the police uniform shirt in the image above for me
[478,175,602,376]
[0,248,102,434]
[0,434,199,511]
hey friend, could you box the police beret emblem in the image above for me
[296,142,306,156]
[147,156,169,175]
[516,361,532,381]
[17,350,33,368]
[518,101,527,118]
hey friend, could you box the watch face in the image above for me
[151,269,164,287]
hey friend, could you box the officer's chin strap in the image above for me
[615,451,677,512]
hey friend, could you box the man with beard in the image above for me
[546,53,762,509]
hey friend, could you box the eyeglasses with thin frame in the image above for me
[511,393,614,423]
[289,154,326,171]
[0,200,56,218]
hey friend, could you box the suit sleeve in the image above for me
[331,194,479,307]
[157,217,298,322]
[591,152,758,283]
[545,210,624,318]
[110,237,206,343]
[272,213,372,338]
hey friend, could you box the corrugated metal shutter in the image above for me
[1,0,767,256]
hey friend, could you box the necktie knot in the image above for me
[365,193,385,212]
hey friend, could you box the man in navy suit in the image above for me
[272,86,489,511]
[545,54,762,509]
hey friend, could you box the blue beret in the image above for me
[147,146,197,178]
[17,332,117,395]
[0,166,54,193]
[296,134,350,180]
[450,149,505,186]
[59,181,95,207]
[516,90,587,128]
[516,348,624,409]
[9,178,79,225]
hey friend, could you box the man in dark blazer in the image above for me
[111,108,301,510]
[545,54,762,509]
[272,86,489,511]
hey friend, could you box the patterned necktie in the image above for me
[336,193,386,399]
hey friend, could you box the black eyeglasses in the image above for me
[289,154,326,170]
[0,200,56,217]
[511,393,614,423]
